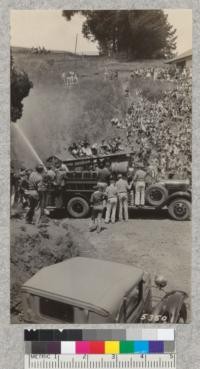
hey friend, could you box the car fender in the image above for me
[157,191,191,209]
[152,290,188,323]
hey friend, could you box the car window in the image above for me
[39,297,74,322]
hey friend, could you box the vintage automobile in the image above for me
[21,257,188,324]
[45,171,191,221]
[44,151,191,221]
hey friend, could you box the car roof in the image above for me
[22,257,144,316]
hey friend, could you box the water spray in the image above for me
[12,124,47,171]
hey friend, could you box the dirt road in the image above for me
[66,213,191,296]
[11,210,191,322]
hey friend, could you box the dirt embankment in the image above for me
[10,218,88,322]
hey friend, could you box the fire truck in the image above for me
[45,152,191,221]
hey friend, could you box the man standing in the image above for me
[116,174,133,221]
[90,184,106,233]
[134,164,147,207]
[96,160,111,190]
[105,177,118,224]
[26,164,44,224]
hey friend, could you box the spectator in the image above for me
[134,164,147,206]
[89,184,106,233]
[116,174,133,221]
[105,177,118,224]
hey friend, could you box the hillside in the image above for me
[11,49,172,168]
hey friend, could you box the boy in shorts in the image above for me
[89,184,106,233]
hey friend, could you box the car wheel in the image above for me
[67,197,90,218]
[168,198,191,221]
[145,184,168,206]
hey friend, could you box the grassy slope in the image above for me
[11,50,167,167]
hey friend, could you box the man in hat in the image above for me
[26,164,44,224]
[134,163,147,206]
[89,184,106,233]
[116,174,133,221]
[105,177,118,224]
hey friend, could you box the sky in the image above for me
[10,9,192,55]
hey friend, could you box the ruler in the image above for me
[25,353,176,369]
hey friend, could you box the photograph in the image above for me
[10,9,192,324]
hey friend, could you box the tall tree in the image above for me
[10,54,33,123]
[62,10,177,59]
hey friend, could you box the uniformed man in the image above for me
[26,164,44,224]
[105,177,118,224]
[134,164,147,206]
[116,174,133,221]
[90,184,106,233]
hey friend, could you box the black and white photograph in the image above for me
[10,9,192,324]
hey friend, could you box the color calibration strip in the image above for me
[25,330,176,369]
[24,329,174,342]
[26,339,175,355]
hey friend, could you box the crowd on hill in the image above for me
[11,64,192,225]
[31,46,50,55]
[123,68,192,179]
[68,65,192,180]
[130,65,192,81]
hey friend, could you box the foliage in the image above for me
[62,10,177,59]
[11,55,33,122]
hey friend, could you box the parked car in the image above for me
[21,257,188,324]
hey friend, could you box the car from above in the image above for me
[21,257,188,324]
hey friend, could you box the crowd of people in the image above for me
[11,161,69,224]
[68,137,125,157]
[90,161,148,233]
[122,67,192,179]
[69,65,192,180]
[31,46,50,55]
[11,156,150,228]
[130,65,192,81]
[61,71,79,88]
[11,64,192,227]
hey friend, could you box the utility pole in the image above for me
[74,33,78,55]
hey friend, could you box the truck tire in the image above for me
[145,184,168,207]
[168,198,191,221]
[67,197,90,218]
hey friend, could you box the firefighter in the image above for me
[25,164,44,224]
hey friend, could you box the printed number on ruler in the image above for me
[25,353,176,369]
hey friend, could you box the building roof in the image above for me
[22,257,144,316]
[166,49,192,64]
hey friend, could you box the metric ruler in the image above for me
[25,353,176,369]
[24,329,176,369]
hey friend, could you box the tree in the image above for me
[11,55,33,122]
[62,10,177,59]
